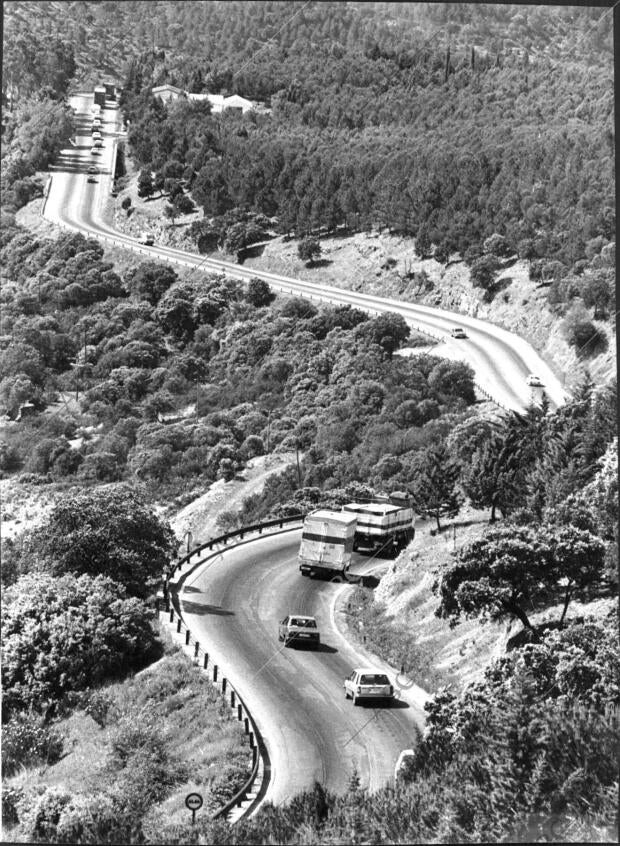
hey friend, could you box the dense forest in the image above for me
[1,3,617,844]
[114,1,614,320]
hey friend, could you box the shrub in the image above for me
[85,688,116,728]
[25,484,176,598]
[1,711,64,775]
[470,254,501,289]
[209,758,251,806]
[483,233,513,257]
[564,319,608,358]
[1,784,25,826]
[298,236,321,265]
[1,573,158,717]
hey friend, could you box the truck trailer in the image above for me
[93,86,106,108]
[298,510,357,579]
[342,493,415,554]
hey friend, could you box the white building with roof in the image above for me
[152,84,264,114]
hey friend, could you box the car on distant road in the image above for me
[278,614,320,648]
[450,327,468,339]
[344,668,394,705]
[87,165,98,174]
[526,374,544,387]
[140,231,155,246]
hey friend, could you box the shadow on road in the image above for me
[314,642,338,654]
[358,698,410,710]
[181,599,235,617]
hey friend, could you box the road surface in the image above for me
[176,530,426,805]
[43,94,570,414]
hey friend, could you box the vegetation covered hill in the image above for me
[1,3,617,843]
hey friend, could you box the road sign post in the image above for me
[185,792,203,825]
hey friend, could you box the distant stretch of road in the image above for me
[44,93,569,414]
[176,530,427,806]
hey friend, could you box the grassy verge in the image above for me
[343,583,455,691]
[3,632,251,844]
[340,510,500,693]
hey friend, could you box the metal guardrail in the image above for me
[171,513,305,575]
[156,596,267,821]
[158,514,305,823]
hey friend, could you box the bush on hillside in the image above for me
[1,572,157,717]
[1,711,64,775]
[25,484,175,598]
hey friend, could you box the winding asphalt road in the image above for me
[45,94,569,414]
[176,530,427,805]
[41,92,570,806]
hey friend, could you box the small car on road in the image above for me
[278,614,320,648]
[526,374,544,387]
[450,327,468,339]
[344,668,394,705]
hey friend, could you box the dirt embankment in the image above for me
[170,452,295,549]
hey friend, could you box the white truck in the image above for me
[298,510,357,579]
[342,492,415,554]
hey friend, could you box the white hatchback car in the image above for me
[344,668,394,705]
[278,614,320,648]
[527,374,544,387]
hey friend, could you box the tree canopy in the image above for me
[25,485,176,598]
[1,572,156,718]
[436,523,607,631]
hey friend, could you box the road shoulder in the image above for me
[330,573,432,714]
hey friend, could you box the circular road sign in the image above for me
[186,793,203,812]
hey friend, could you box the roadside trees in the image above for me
[470,254,501,291]
[1,573,156,717]
[125,262,178,305]
[25,484,176,598]
[298,236,322,265]
[137,169,153,199]
[435,524,606,631]
[408,443,461,531]
[246,278,275,307]
[357,312,410,359]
